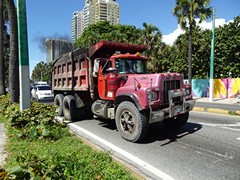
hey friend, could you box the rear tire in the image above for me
[63,95,78,121]
[54,94,64,116]
[115,101,148,142]
[163,112,189,128]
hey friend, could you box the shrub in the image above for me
[6,102,68,140]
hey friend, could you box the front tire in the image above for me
[115,101,148,142]
[163,112,189,128]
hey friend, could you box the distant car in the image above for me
[31,85,54,102]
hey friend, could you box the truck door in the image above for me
[98,61,111,99]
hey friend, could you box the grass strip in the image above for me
[0,94,136,179]
[4,128,136,179]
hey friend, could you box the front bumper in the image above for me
[37,94,54,101]
[149,99,195,124]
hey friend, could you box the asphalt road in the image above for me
[68,112,240,180]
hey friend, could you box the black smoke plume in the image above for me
[33,33,71,53]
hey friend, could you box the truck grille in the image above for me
[163,80,180,103]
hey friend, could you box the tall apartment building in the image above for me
[45,39,72,63]
[71,0,120,43]
[71,11,84,43]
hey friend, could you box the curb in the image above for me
[193,107,240,116]
[0,123,7,167]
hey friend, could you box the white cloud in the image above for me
[162,25,184,45]
[162,18,232,45]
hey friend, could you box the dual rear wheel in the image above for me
[54,94,84,121]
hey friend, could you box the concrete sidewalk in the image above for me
[193,97,240,115]
[194,97,240,104]
[0,123,7,167]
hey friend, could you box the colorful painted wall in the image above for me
[191,78,240,98]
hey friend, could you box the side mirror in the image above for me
[93,59,100,77]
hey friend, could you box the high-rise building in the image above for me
[71,0,120,43]
[45,39,72,63]
[71,11,84,43]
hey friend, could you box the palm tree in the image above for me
[6,0,19,102]
[0,0,5,95]
[108,30,127,43]
[140,22,162,58]
[117,24,142,44]
[173,0,212,84]
[139,22,164,73]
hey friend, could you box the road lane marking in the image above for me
[198,122,240,127]
[221,127,240,132]
[69,123,175,180]
[178,141,234,160]
[237,138,240,141]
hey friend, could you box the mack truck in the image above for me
[52,41,195,142]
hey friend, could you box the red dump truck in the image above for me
[52,41,195,142]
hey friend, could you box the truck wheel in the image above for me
[115,101,148,142]
[163,112,189,128]
[63,95,77,121]
[54,94,64,116]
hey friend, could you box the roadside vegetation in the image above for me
[0,95,136,179]
[228,110,240,116]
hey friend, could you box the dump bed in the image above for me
[52,41,148,92]
[52,48,89,91]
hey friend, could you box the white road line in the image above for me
[237,138,240,141]
[221,127,240,132]
[198,122,240,127]
[69,123,175,180]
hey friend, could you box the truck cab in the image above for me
[94,53,148,101]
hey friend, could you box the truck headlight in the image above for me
[185,88,191,96]
[148,91,158,101]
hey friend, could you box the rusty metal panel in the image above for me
[52,48,89,91]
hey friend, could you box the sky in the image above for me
[24,0,240,75]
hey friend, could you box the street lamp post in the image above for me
[209,8,215,102]
[17,0,30,110]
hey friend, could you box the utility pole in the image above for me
[17,0,31,110]
[209,8,215,102]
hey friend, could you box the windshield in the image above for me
[115,59,147,74]
[37,86,51,91]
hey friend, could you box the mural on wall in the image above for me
[228,78,240,98]
[191,78,240,98]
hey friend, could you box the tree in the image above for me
[6,0,19,102]
[76,21,142,48]
[213,16,240,78]
[139,22,162,57]
[0,0,5,94]
[76,21,115,47]
[31,61,52,84]
[148,43,173,73]
[139,22,164,73]
[173,0,212,84]
[116,24,142,44]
